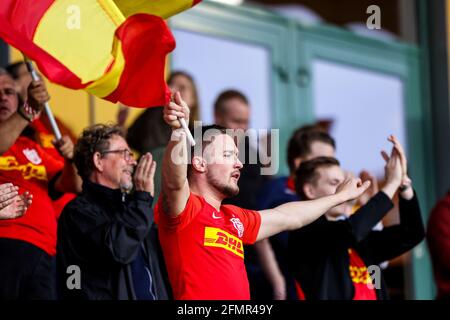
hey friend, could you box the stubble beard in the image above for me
[207,171,239,198]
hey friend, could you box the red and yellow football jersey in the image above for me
[0,136,63,255]
[348,248,377,300]
[155,192,261,300]
[32,117,76,218]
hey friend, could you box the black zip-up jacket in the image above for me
[288,191,425,300]
[56,181,169,300]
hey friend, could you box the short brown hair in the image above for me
[74,124,124,180]
[287,125,336,173]
[5,61,25,80]
[295,156,340,199]
[187,124,230,178]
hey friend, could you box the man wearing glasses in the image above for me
[56,124,169,300]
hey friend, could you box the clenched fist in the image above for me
[53,135,74,160]
[27,80,49,112]
[336,177,371,203]
[163,92,190,130]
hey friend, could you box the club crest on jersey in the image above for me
[23,148,42,165]
[230,217,244,238]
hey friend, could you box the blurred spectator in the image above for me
[168,71,200,128]
[427,189,450,300]
[5,61,31,99]
[127,107,171,155]
[126,70,200,153]
[215,89,267,209]
[288,137,425,300]
[125,71,200,200]
[6,61,77,141]
[6,61,78,217]
[255,125,335,300]
[258,125,335,210]
[0,68,81,299]
[57,124,169,300]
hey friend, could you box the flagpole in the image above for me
[179,118,195,146]
[23,58,62,140]
[171,92,195,146]
[88,94,96,126]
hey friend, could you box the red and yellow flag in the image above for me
[0,0,201,107]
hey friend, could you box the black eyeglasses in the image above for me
[101,149,134,161]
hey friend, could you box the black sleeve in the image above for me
[347,191,394,242]
[73,191,154,265]
[361,191,425,264]
[289,218,352,258]
[288,191,393,260]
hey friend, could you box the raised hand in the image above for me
[388,135,413,199]
[27,80,49,112]
[133,153,157,196]
[381,145,402,189]
[388,135,411,186]
[380,136,404,199]
[358,170,379,206]
[53,135,74,160]
[163,91,190,130]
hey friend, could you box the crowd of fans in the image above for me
[0,62,447,300]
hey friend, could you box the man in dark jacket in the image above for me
[57,124,169,300]
[288,136,425,300]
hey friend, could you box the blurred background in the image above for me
[1,0,449,300]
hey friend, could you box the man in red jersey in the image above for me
[0,68,81,299]
[155,92,371,300]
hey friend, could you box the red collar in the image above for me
[286,177,296,192]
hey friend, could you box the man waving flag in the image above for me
[0,0,201,107]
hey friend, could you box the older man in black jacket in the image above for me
[288,136,425,300]
[57,124,169,300]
